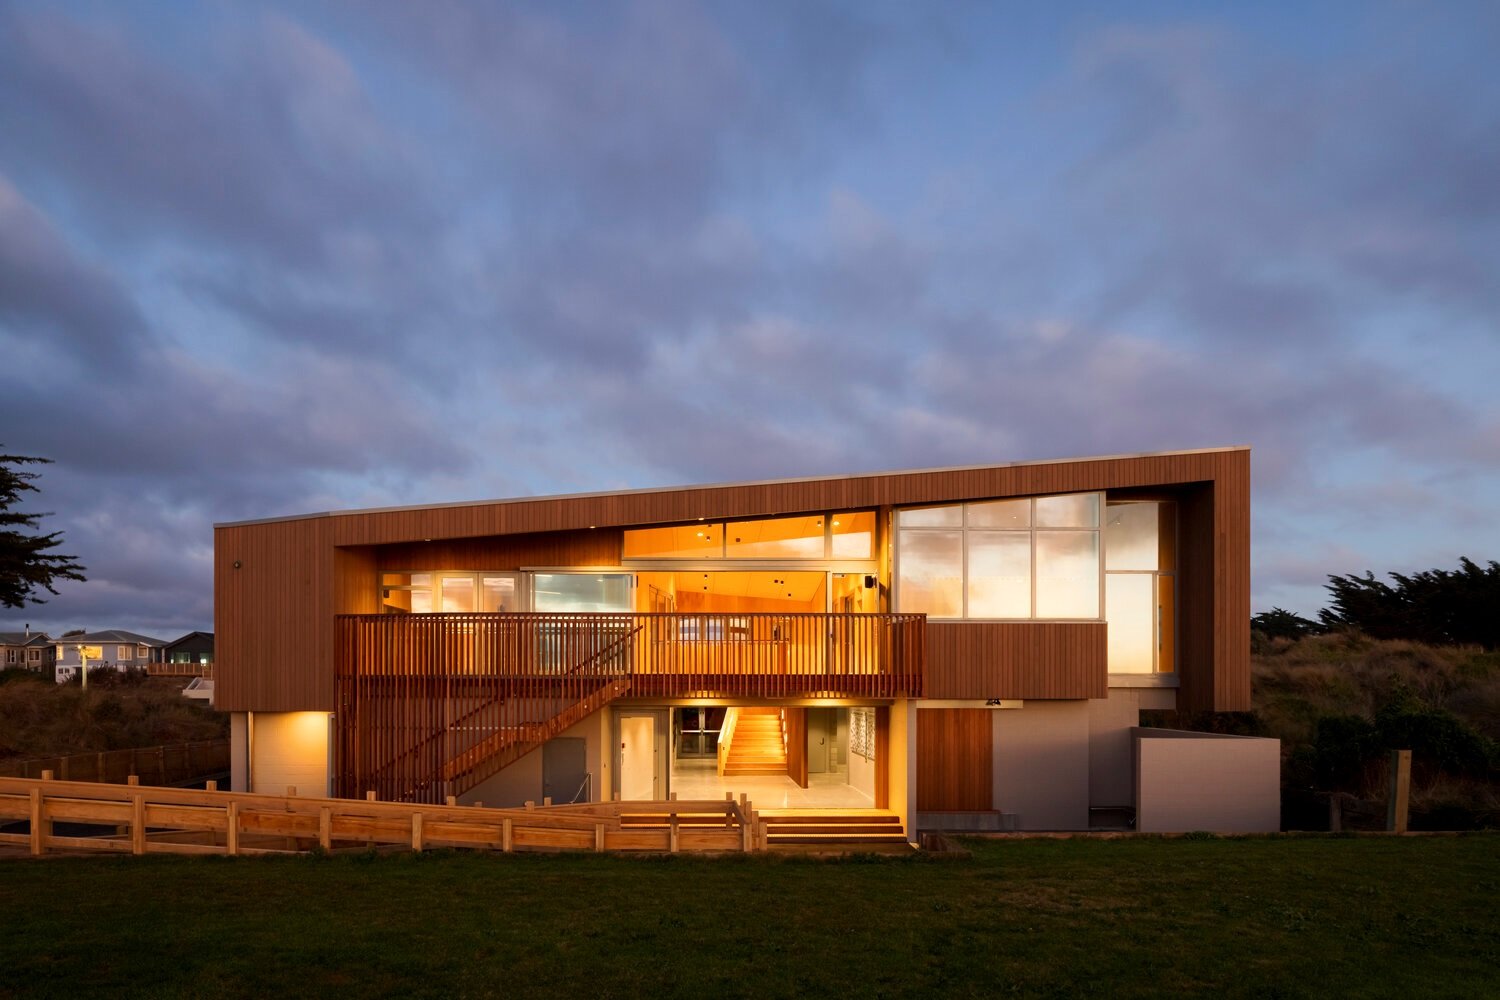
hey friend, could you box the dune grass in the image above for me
[1,834,1496,999]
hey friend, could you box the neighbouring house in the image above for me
[53,630,166,682]
[162,631,215,668]
[215,446,1279,840]
[160,631,216,706]
[0,630,56,675]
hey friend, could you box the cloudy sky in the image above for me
[2,0,1497,639]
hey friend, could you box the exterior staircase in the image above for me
[721,708,787,776]
[761,811,911,851]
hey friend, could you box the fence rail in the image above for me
[0,740,229,785]
[0,776,764,857]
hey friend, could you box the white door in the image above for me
[619,715,657,800]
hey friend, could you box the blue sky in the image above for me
[2,0,1497,638]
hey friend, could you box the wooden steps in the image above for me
[761,811,910,849]
[722,708,787,776]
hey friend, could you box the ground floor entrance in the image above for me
[612,704,884,809]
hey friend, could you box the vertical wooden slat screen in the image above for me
[334,612,925,803]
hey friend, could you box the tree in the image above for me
[1251,607,1325,641]
[0,452,87,608]
[1320,558,1500,650]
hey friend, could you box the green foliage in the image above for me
[0,450,87,608]
[0,678,228,760]
[1319,557,1500,650]
[1251,607,1326,641]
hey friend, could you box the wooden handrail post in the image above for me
[227,801,240,856]
[127,774,139,786]
[40,769,54,781]
[206,779,218,792]
[411,812,424,852]
[502,817,513,852]
[1388,749,1412,834]
[595,822,605,852]
[131,793,145,855]
[366,791,377,801]
[319,807,332,850]
[670,814,680,853]
[29,787,43,857]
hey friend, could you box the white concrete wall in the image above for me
[848,739,876,800]
[888,699,914,841]
[250,711,331,797]
[993,701,1090,830]
[1135,728,1281,833]
[1088,687,1175,810]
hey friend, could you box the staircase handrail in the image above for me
[716,707,740,777]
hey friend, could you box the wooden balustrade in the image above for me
[0,776,759,857]
[147,662,214,678]
[335,613,922,804]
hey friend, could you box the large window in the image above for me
[381,572,519,613]
[624,511,875,561]
[1105,501,1176,673]
[896,494,1101,620]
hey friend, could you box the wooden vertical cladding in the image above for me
[873,708,890,809]
[916,709,993,812]
[925,622,1108,700]
[217,447,1250,714]
[1174,449,1251,712]
[783,708,808,789]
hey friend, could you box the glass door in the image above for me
[675,707,724,758]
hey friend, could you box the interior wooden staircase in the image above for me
[760,810,911,851]
[721,708,787,776]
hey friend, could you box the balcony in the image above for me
[336,612,925,699]
[333,612,924,802]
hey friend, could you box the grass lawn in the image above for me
[2,835,1497,999]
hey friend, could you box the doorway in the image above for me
[616,710,665,800]
[674,707,725,758]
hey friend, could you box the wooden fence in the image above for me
[0,740,229,786]
[0,776,766,857]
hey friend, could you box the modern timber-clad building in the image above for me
[215,446,1278,840]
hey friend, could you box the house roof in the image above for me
[164,631,214,649]
[56,630,167,646]
[216,445,1251,529]
[0,633,52,647]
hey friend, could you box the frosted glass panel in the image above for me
[1036,493,1099,528]
[1035,531,1100,618]
[967,531,1031,618]
[896,530,963,618]
[898,505,962,528]
[533,574,633,612]
[1105,503,1159,571]
[1107,574,1155,673]
[830,511,876,559]
[967,499,1030,529]
[480,576,517,612]
[438,576,475,613]
[725,516,825,558]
